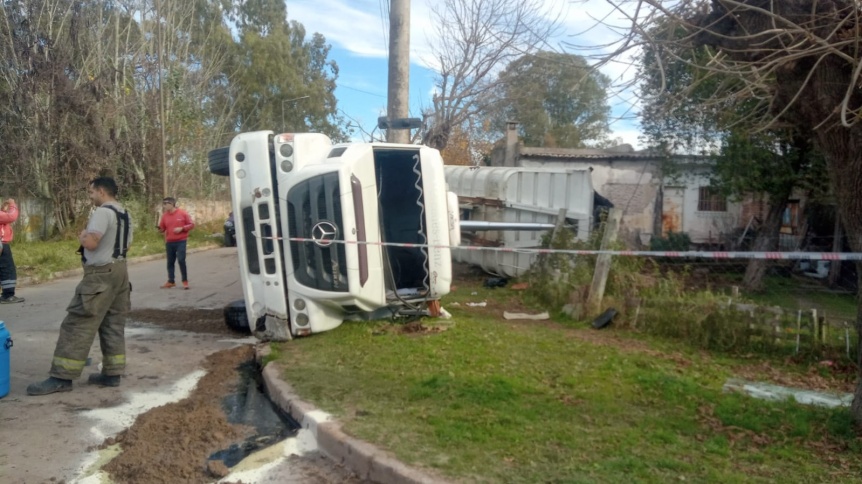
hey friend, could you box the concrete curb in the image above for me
[17,244,221,287]
[255,345,451,484]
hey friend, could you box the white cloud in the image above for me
[609,127,645,150]
[287,0,389,57]
[289,0,632,69]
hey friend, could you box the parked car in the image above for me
[224,212,236,247]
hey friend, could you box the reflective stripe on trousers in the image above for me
[49,260,130,380]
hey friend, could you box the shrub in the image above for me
[650,231,692,251]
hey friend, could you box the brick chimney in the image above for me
[504,122,518,167]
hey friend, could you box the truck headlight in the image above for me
[295,313,309,326]
[294,298,306,310]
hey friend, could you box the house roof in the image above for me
[519,145,709,163]
[520,145,658,160]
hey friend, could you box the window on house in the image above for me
[697,187,727,212]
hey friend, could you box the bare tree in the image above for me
[0,0,239,230]
[592,0,862,424]
[420,0,562,150]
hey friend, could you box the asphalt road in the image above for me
[0,247,360,483]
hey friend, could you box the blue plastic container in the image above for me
[0,321,11,398]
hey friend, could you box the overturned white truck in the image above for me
[209,131,460,340]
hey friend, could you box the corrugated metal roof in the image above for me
[518,146,712,163]
[519,146,658,160]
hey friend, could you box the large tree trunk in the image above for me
[686,0,862,426]
[853,264,862,425]
[814,128,862,426]
[827,218,844,287]
[742,192,791,291]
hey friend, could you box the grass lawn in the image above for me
[274,269,862,483]
[745,276,857,320]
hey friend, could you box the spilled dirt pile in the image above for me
[102,345,254,483]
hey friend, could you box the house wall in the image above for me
[740,194,767,226]
[665,170,743,246]
[736,189,809,251]
[520,157,755,247]
[8,198,231,241]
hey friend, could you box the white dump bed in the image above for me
[445,166,594,277]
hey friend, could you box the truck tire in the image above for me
[208,147,230,176]
[223,300,251,334]
[224,229,236,247]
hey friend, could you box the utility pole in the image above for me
[387,0,410,144]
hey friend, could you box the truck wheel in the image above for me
[223,300,251,333]
[208,147,230,176]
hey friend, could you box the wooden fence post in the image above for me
[812,309,820,349]
[587,208,622,314]
[822,312,828,346]
[547,208,568,284]
[550,208,568,243]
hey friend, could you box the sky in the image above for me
[284,0,643,148]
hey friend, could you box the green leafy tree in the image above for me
[638,19,824,291]
[224,0,344,140]
[0,0,130,230]
[493,52,612,148]
[713,131,826,289]
[0,0,344,235]
[600,0,862,422]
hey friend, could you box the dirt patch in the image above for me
[697,402,859,477]
[102,345,255,483]
[447,292,537,318]
[368,320,453,337]
[127,308,242,336]
[99,309,363,483]
[731,359,856,393]
[565,322,855,394]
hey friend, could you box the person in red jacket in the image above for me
[157,197,195,289]
[0,198,23,304]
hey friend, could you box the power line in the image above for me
[338,84,386,98]
[378,0,389,53]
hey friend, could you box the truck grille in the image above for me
[287,173,348,292]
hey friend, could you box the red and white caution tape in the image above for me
[277,237,862,261]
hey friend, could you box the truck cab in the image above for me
[212,131,457,340]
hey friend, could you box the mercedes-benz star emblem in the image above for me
[311,220,339,247]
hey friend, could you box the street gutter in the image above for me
[255,344,450,484]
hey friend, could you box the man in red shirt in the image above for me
[157,197,195,289]
[0,197,23,303]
